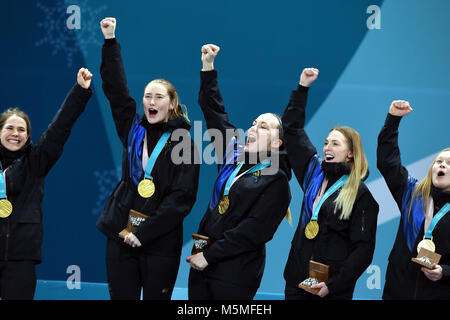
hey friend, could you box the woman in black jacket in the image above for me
[186,44,291,300]
[282,68,379,299]
[0,68,93,300]
[97,18,200,300]
[377,100,450,299]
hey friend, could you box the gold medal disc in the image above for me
[137,179,155,198]
[305,220,319,239]
[417,238,436,253]
[218,196,230,215]
[0,199,13,218]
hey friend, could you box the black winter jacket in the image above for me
[192,70,291,289]
[282,85,379,299]
[96,39,200,257]
[377,113,450,300]
[0,84,92,263]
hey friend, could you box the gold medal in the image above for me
[218,196,230,215]
[417,238,436,254]
[137,179,155,198]
[305,220,319,239]
[0,199,12,218]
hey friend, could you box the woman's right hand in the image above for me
[77,68,93,89]
[201,44,220,71]
[100,17,116,39]
[299,68,319,87]
[389,100,413,117]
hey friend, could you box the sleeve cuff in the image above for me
[103,38,117,47]
[441,264,450,279]
[200,69,218,80]
[289,85,309,103]
[384,113,402,129]
[297,84,310,92]
[202,249,214,265]
[74,83,93,95]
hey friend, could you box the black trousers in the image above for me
[188,268,258,300]
[105,238,180,300]
[0,260,36,300]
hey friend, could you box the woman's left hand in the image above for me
[186,252,209,271]
[124,233,142,248]
[310,282,329,298]
[421,264,443,282]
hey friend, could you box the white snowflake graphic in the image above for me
[35,0,107,67]
[92,167,122,216]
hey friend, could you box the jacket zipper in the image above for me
[413,268,420,299]
[361,210,365,232]
[4,220,10,261]
[4,167,10,261]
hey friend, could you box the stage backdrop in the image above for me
[0,0,448,299]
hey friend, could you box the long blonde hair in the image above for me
[145,79,190,122]
[269,112,292,224]
[331,126,368,220]
[408,148,450,219]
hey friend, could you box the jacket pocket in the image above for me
[326,239,348,261]
[12,207,41,224]
[97,180,129,229]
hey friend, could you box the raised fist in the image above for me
[201,44,220,71]
[100,17,116,39]
[299,68,319,87]
[77,67,93,89]
[389,100,413,117]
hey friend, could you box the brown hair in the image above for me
[145,79,190,122]
[269,112,284,146]
[0,107,31,140]
[269,112,290,223]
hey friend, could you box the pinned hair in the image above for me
[0,107,31,140]
[146,79,190,122]
[269,112,284,150]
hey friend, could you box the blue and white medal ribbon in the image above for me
[137,130,172,198]
[417,202,450,253]
[217,160,271,214]
[304,174,349,239]
[0,164,12,218]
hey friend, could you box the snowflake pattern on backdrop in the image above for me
[92,167,121,216]
[35,0,107,67]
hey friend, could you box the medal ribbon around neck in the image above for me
[217,160,271,214]
[305,174,349,239]
[417,202,450,253]
[0,163,12,218]
[137,130,172,198]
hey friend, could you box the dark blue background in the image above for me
[1,0,449,299]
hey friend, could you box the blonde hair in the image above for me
[331,126,368,220]
[408,148,450,219]
[145,79,190,122]
[264,113,291,223]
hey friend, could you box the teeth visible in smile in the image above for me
[325,154,334,160]
[7,140,19,144]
